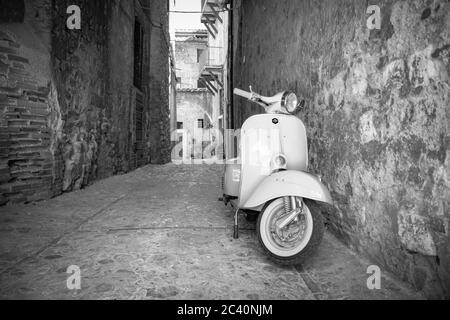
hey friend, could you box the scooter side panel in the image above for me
[238,114,308,207]
[242,170,333,209]
[223,159,240,197]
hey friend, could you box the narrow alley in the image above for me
[1,0,449,303]
[0,163,422,299]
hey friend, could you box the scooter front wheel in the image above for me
[257,198,324,265]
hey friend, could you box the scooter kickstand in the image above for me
[233,208,240,239]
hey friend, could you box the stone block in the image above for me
[7,54,28,64]
[0,46,16,55]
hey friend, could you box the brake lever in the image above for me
[248,85,269,109]
[249,85,256,101]
[248,85,262,102]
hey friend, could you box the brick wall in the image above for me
[232,0,450,298]
[0,32,53,204]
[0,0,54,204]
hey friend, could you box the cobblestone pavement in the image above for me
[0,164,424,299]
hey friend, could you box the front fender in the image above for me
[242,170,333,209]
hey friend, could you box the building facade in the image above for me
[200,0,230,133]
[174,29,214,161]
[0,0,172,205]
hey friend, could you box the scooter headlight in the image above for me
[282,91,300,114]
[271,154,287,171]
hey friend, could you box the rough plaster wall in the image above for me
[108,0,134,172]
[149,0,171,164]
[233,0,449,298]
[51,0,115,192]
[51,0,171,188]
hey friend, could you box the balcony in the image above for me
[200,0,227,38]
[198,65,223,95]
[201,0,226,14]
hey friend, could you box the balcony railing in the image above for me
[198,65,223,96]
[201,0,221,12]
[201,0,225,38]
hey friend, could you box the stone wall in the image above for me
[232,0,449,298]
[176,89,212,159]
[1,0,171,204]
[148,0,172,164]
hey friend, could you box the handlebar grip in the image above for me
[234,88,252,99]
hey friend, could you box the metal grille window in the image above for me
[197,49,203,63]
[197,119,204,129]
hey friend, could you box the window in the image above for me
[177,122,183,129]
[197,119,204,129]
[219,89,224,114]
[197,49,203,63]
[176,77,182,89]
[133,18,144,89]
[197,79,207,89]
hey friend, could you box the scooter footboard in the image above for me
[242,170,333,209]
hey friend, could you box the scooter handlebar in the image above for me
[234,88,253,100]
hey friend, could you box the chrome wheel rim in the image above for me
[259,199,314,257]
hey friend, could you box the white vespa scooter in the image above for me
[222,87,333,265]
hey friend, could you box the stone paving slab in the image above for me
[0,164,424,300]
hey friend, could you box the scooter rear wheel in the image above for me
[257,198,324,265]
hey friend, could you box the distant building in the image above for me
[175,30,208,89]
[200,0,230,133]
[174,29,215,161]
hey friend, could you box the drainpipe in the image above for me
[227,0,234,130]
